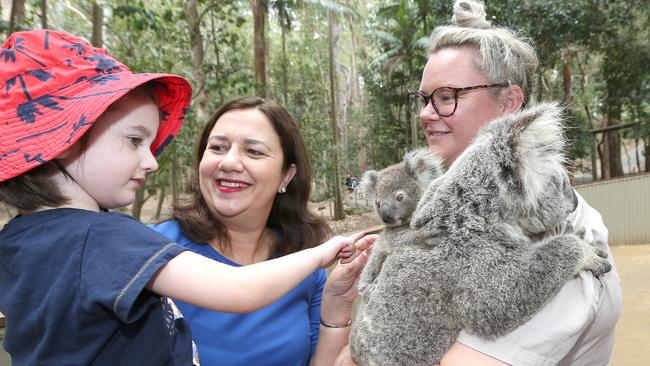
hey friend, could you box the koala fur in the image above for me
[357,148,444,295]
[349,103,612,366]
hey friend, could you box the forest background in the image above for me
[1,0,649,222]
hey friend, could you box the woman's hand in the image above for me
[320,234,378,324]
[334,345,357,366]
[317,232,365,268]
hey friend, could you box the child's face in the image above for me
[58,92,160,210]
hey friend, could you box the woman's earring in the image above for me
[279,186,287,194]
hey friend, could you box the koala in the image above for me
[349,103,612,366]
[357,148,444,295]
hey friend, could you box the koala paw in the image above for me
[578,240,612,277]
[566,223,586,240]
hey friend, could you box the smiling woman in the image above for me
[197,108,296,226]
[150,96,368,366]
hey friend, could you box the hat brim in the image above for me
[0,72,192,181]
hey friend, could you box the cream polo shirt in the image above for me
[457,191,622,366]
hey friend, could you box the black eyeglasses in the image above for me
[408,83,510,117]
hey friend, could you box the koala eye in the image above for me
[396,193,404,202]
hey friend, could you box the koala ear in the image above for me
[404,148,444,188]
[360,170,379,197]
[485,102,568,207]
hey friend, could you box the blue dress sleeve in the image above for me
[308,268,327,358]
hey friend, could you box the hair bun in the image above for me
[452,0,491,29]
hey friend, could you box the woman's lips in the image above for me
[216,179,250,193]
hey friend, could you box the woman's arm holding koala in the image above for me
[310,235,377,366]
[439,342,509,365]
[333,343,506,366]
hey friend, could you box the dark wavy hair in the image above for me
[172,96,331,256]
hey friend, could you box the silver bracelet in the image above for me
[319,318,352,328]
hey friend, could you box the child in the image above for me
[0,30,366,365]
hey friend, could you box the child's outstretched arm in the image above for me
[147,232,365,313]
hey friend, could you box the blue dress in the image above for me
[151,220,326,366]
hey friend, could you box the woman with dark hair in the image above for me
[151,96,370,365]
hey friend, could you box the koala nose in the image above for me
[380,203,395,224]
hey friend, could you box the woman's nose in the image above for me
[219,148,244,172]
[420,101,441,120]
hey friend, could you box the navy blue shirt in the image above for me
[0,209,193,365]
[151,220,326,366]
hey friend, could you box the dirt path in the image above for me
[610,244,650,366]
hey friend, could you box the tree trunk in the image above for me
[183,0,209,123]
[281,20,288,104]
[355,0,368,173]
[132,183,146,220]
[645,137,650,172]
[9,0,25,34]
[155,185,166,220]
[251,0,267,97]
[597,135,608,179]
[209,8,223,104]
[91,2,103,48]
[562,48,572,104]
[328,10,344,220]
[41,0,47,29]
[604,103,624,178]
[348,17,359,101]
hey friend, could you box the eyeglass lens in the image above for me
[409,88,456,117]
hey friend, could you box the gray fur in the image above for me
[357,148,444,296]
[350,103,612,366]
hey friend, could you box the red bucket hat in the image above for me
[0,29,192,182]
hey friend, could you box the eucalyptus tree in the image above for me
[9,0,25,34]
[488,0,648,178]
[91,1,102,47]
[362,0,444,167]
[183,0,209,123]
[595,1,649,177]
[251,0,267,96]
[109,1,197,216]
[271,0,295,104]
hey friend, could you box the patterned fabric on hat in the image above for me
[0,29,192,182]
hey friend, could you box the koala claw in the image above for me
[594,247,608,259]
[574,227,587,240]
[580,243,612,277]
[566,223,586,240]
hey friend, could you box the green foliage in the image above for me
[4,0,647,201]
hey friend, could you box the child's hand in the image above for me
[318,232,366,268]
[340,234,378,265]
